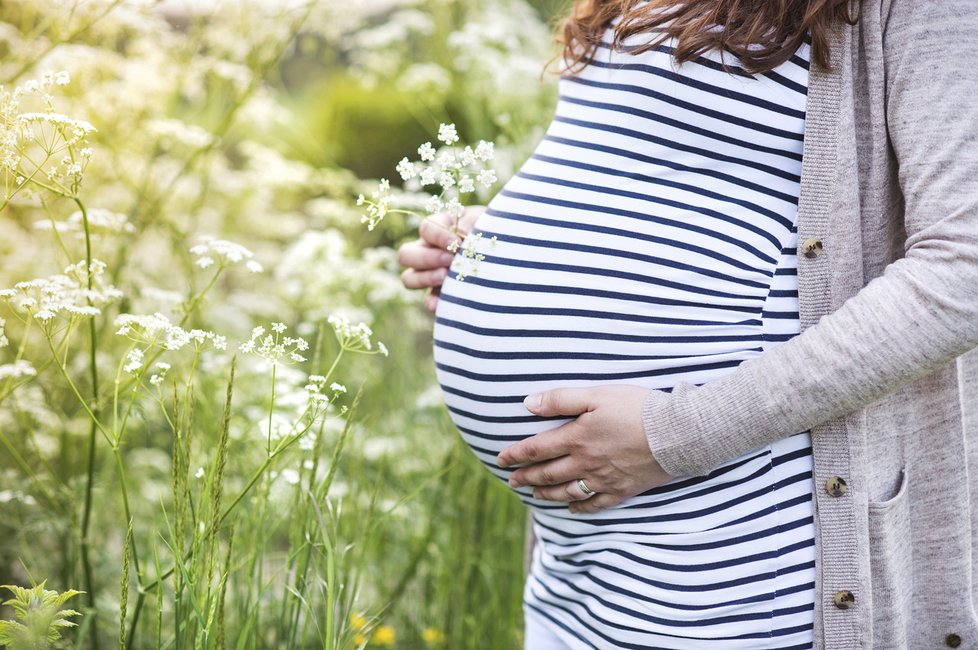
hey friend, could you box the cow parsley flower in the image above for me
[190,236,261,272]
[124,348,145,375]
[1,260,122,324]
[328,314,387,355]
[417,142,436,162]
[0,360,36,381]
[115,313,225,353]
[437,123,459,145]
[356,124,498,275]
[239,322,309,367]
[149,362,171,387]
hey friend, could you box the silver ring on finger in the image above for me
[577,479,596,497]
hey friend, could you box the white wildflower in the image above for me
[424,195,443,214]
[328,314,386,355]
[417,142,436,162]
[239,322,309,367]
[148,118,216,149]
[396,157,416,180]
[124,348,145,375]
[444,198,464,219]
[419,167,438,186]
[1,260,121,324]
[438,172,455,190]
[115,313,224,354]
[474,140,495,162]
[190,236,257,270]
[438,123,459,145]
[0,360,36,380]
[477,169,497,188]
[195,467,205,479]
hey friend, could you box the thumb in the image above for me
[524,388,591,416]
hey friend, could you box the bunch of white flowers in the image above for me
[0,316,7,349]
[0,70,96,204]
[190,236,263,272]
[115,313,226,378]
[115,313,227,354]
[328,314,387,356]
[34,208,136,236]
[359,123,496,232]
[303,374,348,413]
[358,122,498,280]
[239,322,310,366]
[0,260,122,323]
[0,360,37,381]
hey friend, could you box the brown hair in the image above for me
[556,0,856,76]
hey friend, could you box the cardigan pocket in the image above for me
[867,467,912,648]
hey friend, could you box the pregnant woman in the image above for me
[399,1,978,648]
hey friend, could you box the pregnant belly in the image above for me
[431,206,780,514]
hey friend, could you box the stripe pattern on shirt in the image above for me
[432,30,815,650]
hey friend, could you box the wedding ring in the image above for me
[577,479,596,497]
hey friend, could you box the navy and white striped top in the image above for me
[432,24,816,649]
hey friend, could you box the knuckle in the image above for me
[546,390,561,413]
[539,468,555,484]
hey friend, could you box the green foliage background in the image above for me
[0,0,569,648]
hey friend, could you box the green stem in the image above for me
[111,445,141,579]
[267,363,277,454]
[76,197,102,650]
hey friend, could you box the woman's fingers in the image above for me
[424,287,440,312]
[511,453,582,492]
[397,239,454,271]
[400,266,448,290]
[569,493,625,514]
[533,478,595,503]
[419,216,461,250]
[419,205,487,248]
[398,205,486,310]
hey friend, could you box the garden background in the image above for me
[0,0,569,647]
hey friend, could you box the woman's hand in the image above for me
[496,385,676,514]
[397,205,486,312]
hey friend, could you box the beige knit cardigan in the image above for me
[640,1,978,647]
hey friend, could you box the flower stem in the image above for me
[76,197,102,650]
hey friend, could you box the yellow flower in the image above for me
[353,633,368,647]
[350,613,368,630]
[422,627,445,644]
[371,625,396,646]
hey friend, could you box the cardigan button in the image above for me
[826,476,848,497]
[946,633,962,647]
[833,590,855,609]
[801,237,824,259]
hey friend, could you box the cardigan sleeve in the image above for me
[643,0,978,477]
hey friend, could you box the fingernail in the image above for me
[524,393,542,411]
[508,477,521,488]
[439,252,454,265]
